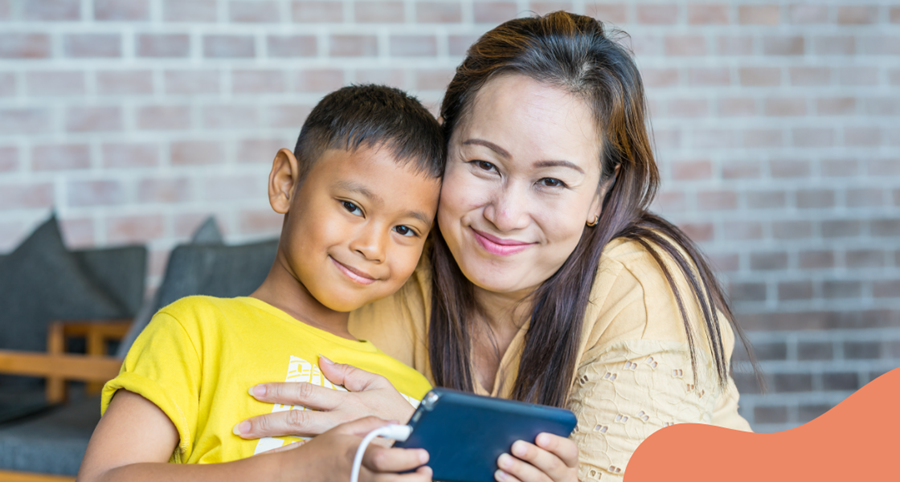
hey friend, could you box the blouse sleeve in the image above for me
[569,243,750,481]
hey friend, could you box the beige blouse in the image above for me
[349,237,751,481]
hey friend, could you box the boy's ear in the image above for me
[268,148,301,214]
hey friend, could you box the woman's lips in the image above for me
[470,228,533,256]
[330,257,376,285]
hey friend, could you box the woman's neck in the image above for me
[472,286,534,332]
[469,285,535,394]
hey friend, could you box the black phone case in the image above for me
[394,388,578,482]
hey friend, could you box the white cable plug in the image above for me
[350,424,413,482]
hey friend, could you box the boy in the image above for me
[79,85,443,479]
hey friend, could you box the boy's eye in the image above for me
[342,201,363,216]
[538,178,567,188]
[393,225,417,237]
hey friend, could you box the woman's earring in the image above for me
[586,215,599,227]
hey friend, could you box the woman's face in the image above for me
[438,74,605,298]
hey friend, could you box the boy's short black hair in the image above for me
[293,84,444,180]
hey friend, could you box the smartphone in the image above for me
[394,387,578,482]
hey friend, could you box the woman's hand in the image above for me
[234,356,417,439]
[274,416,431,482]
[495,433,578,482]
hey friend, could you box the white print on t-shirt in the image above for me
[253,356,419,455]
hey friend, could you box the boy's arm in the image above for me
[78,390,432,482]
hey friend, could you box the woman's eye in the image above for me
[393,225,417,237]
[341,201,363,216]
[471,160,497,172]
[539,178,567,188]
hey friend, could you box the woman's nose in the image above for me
[483,184,530,232]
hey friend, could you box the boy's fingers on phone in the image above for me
[507,442,569,482]
[364,445,430,472]
[250,381,343,410]
[497,452,552,482]
[371,465,433,482]
[534,433,579,468]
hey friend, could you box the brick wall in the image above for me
[0,0,898,432]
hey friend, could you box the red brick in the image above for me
[765,97,806,116]
[0,109,51,135]
[66,106,123,132]
[267,35,317,57]
[171,141,223,165]
[707,252,739,272]
[895,189,900,206]
[874,281,900,298]
[788,4,828,24]
[677,223,713,242]
[0,34,51,59]
[790,67,830,86]
[858,36,900,55]
[754,406,788,424]
[763,36,804,56]
[723,221,763,240]
[96,70,153,95]
[773,220,811,239]
[292,1,342,22]
[138,177,193,203]
[637,4,678,24]
[0,182,54,209]
[329,35,378,57]
[174,213,226,238]
[770,159,809,178]
[354,1,404,22]
[796,189,835,209]
[718,97,755,117]
[653,128,681,149]
[203,175,264,201]
[697,190,737,210]
[416,2,461,23]
[871,219,900,237]
[739,67,780,86]
[688,4,728,24]
[232,70,286,94]
[743,129,782,148]
[26,71,85,95]
[449,35,478,56]
[867,159,900,176]
[137,34,190,57]
[688,68,730,87]
[746,190,785,209]
[0,0,9,19]
[107,214,165,244]
[817,97,856,116]
[671,160,712,180]
[137,105,191,130]
[60,217,94,248]
[230,1,280,22]
[23,0,80,20]
[693,129,738,149]
[267,104,313,128]
[824,281,862,299]
[164,70,220,94]
[32,144,90,171]
[294,69,344,92]
[814,36,855,56]
[778,281,813,301]
[203,105,258,129]
[845,249,884,268]
[586,4,628,24]
[847,188,884,208]
[821,220,860,238]
[94,0,150,20]
[163,0,217,22]
[716,36,753,55]
[147,248,169,280]
[102,142,158,168]
[0,72,14,97]
[354,69,405,88]
[68,180,126,206]
[473,2,517,23]
[0,146,17,172]
[865,98,900,116]
[837,67,879,86]
[204,35,255,58]
[892,7,900,24]
[665,35,706,56]
[799,251,834,269]
[838,6,877,24]
[64,34,121,58]
[793,128,834,148]
[667,99,707,118]
[237,138,291,163]
[722,160,760,179]
[641,68,679,88]
[738,5,780,25]
[239,209,283,234]
[529,1,573,15]
[729,282,766,302]
[629,36,663,56]
[844,128,881,147]
[751,252,788,271]
[651,190,686,212]
[390,35,437,57]
[416,69,454,91]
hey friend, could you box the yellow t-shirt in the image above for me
[102,295,432,464]
[349,237,751,482]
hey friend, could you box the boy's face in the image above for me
[279,145,440,312]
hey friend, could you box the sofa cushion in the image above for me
[71,246,148,318]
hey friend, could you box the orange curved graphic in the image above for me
[625,368,900,481]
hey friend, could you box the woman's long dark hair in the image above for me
[429,11,759,408]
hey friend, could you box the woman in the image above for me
[236,11,756,481]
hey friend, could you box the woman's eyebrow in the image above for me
[462,139,510,158]
[533,160,585,174]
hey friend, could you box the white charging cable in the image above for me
[350,424,413,482]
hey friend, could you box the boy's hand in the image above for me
[234,356,417,439]
[495,433,579,482]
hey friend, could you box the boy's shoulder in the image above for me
[155,295,253,326]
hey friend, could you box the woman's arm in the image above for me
[78,390,431,482]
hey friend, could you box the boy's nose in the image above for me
[349,226,386,263]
